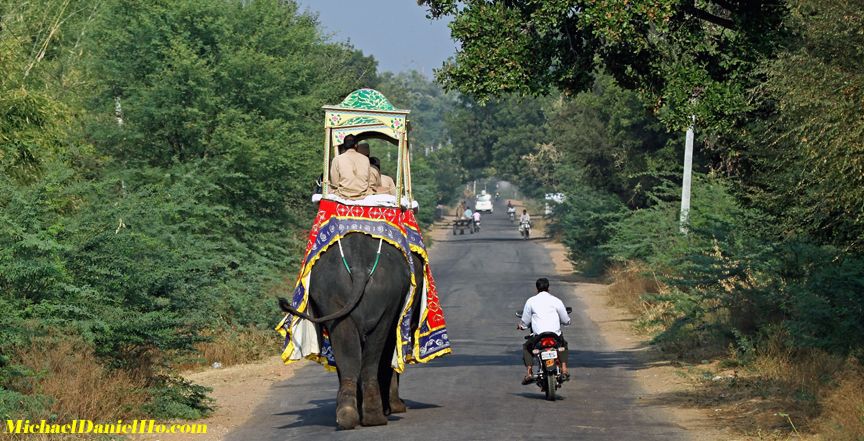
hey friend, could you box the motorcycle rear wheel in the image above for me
[544,370,556,401]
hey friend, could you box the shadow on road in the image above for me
[435,237,548,243]
[274,398,337,429]
[509,392,568,401]
[270,398,441,431]
[411,352,522,368]
[408,348,653,372]
[569,349,651,371]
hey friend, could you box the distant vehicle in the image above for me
[544,192,565,217]
[475,192,494,213]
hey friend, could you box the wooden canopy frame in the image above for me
[321,89,412,203]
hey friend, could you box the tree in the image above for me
[547,74,676,208]
[376,71,457,150]
[446,95,548,189]
[420,0,787,130]
[0,0,385,420]
[742,0,864,250]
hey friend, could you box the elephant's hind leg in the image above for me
[330,318,362,430]
[359,319,394,426]
[379,339,406,415]
[387,372,407,414]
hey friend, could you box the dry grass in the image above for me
[179,327,278,370]
[605,268,864,440]
[817,360,864,440]
[650,328,861,439]
[606,264,660,314]
[752,333,846,408]
[11,336,149,422]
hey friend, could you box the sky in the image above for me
[294,0,456,76]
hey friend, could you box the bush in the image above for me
[144,376,213,420]
[551,180,626,276]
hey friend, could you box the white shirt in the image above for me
[520,291,570,335]
[520,213,531,223]
[472,212,481,222]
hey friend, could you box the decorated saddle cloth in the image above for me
[275,198,451,373]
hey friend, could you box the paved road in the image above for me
[228,200,691,441]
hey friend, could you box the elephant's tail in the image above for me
[278,266,371,324]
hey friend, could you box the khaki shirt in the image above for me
[329,149,371,199]
[370,167,381,192]
[377,174,398,196]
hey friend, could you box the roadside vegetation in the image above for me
[427,0,864,438]
[0,0,463,428]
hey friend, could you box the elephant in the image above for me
[279,232,426,429]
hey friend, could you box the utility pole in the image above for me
[679,115,695,234]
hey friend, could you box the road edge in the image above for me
[539,237,733,440]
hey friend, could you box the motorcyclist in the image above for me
[517,278,571,384]
[519,210,531,234]
[472,210,481,226]
[507,202,516,220]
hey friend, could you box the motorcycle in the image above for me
[519,220,531,239]
[508,209,516,223]
[473,219,481,233]
[517,308,572,401]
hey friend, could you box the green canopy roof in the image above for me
[337,89,397,111]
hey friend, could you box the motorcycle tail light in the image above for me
[540,337,557,347]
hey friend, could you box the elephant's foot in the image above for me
[386,372,406,414]
[361,382,388,426]
[388,397,407,414]
[337,406,360,430]
[336,379,360,430]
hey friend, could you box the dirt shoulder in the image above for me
[132,357,298,441]
[540,238,734,440]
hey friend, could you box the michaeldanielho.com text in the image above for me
[6,419,207,435]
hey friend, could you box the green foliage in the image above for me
[377,71,457,150]
[554,182,626,276]
[375,70,467,208]
[0,0,389,421]
[446,95,548,190]
[428,0,864,363]
[144,376,213,420]
[421,0,787,130]
[744,0,864,250]
[547,74,677,207]
[605,176,864,354]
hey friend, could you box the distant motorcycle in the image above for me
[508,208,516,223]
[519,220,531,239]
[517,308,572,401]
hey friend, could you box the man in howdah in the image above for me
[370,156,397,196]
[357,142,381,190]
[329,135,371,199]
[518,278,571,384]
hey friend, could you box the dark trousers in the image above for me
[522,335,568,367]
